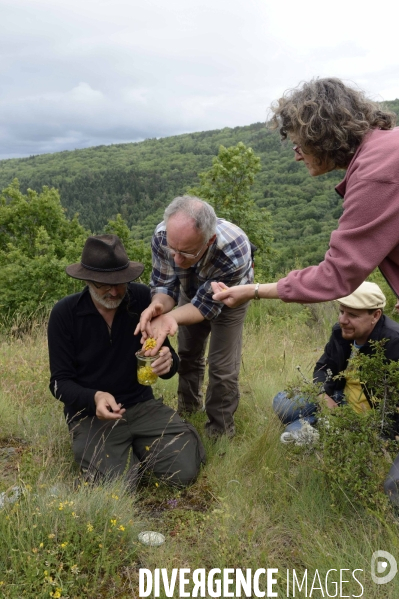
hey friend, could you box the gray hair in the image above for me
[164,196,217,240]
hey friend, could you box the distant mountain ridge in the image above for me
[1,99,398,275]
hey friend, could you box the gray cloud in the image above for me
[1,0,398,160]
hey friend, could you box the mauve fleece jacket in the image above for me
[277,127,399,302]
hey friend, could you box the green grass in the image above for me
[1,303,399,598]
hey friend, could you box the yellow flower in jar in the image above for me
[137,364,158,385]
[136,349,159,386]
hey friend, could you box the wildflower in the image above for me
[145,446,150,451]
[48,534,55,539]
[86,523,94,532]
[71,511,78,518]
[118,525,125,531]
[111,494,119,500]
[110,519,117,526]
[58,503,64,511]
[40,543,44,548]
[143,337,157,350]
[155,482,159,487]
[60,542,68,548]
[71,564,80,575]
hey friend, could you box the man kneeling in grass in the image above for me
[47,234,205,488]
[273,281,399,503]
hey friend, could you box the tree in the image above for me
[188,142,274,277]
[104,214,152,284]
[0,180,89,321]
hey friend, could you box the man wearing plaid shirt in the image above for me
[135,196,254,439]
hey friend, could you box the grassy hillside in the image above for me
[1,303,399,597]
[1,98,397,275]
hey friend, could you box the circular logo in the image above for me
[371,551,398,585]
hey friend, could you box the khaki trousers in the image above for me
[177,292,249,434]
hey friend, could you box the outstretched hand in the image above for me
[134,301,165,341]
[211,281,252,308]
[139,313,178,354]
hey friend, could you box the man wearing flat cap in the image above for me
[47,234,205,488]
[273,281,399,444]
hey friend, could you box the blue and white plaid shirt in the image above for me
[150,218,254,320]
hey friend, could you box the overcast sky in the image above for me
[1,0,398,160]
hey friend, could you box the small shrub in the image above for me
[286,341,399,511]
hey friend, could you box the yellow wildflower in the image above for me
[86,523,94,532]
[143,337,157,350]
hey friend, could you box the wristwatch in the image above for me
[254,282,260,300]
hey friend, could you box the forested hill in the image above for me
[1,99,398,275]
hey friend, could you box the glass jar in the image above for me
[135,351,159,386]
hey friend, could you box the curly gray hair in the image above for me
[270,77,396,169]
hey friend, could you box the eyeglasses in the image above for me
[292,144,302,155]
[90,281,126,291]
[165,241,208,259]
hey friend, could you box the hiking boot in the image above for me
[204,423,236,440]
[280,423,319,446]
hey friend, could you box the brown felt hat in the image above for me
[66,235,144,284]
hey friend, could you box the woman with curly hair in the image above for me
[212,77,399,506]
[211,77,399,308]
